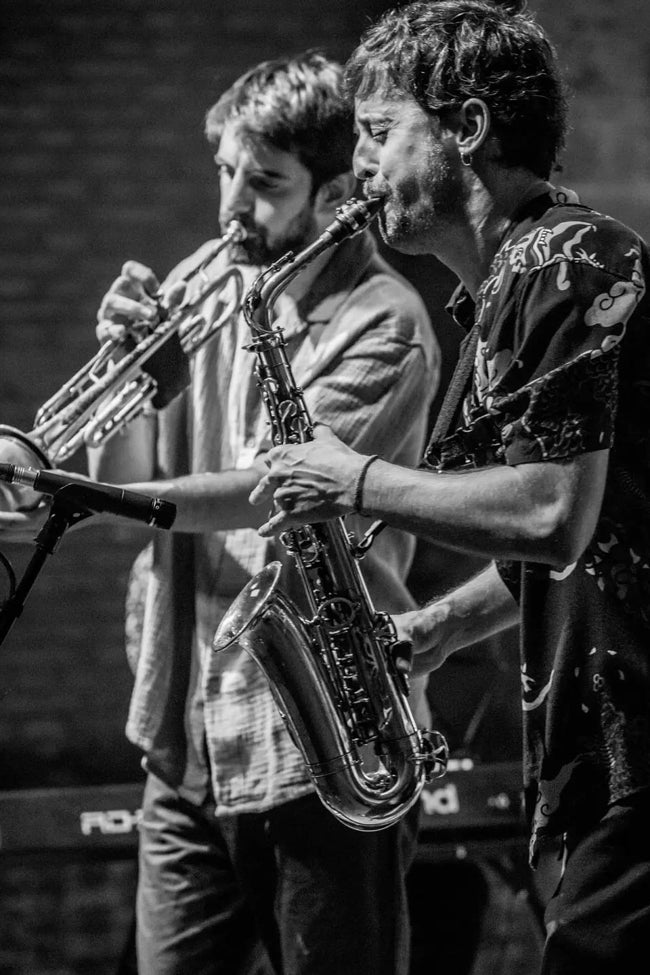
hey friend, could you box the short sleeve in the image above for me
[495,348,618,464]
[486,260,644,463]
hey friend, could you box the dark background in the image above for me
[0,0,648,971]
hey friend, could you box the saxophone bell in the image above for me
[214,561,448,831]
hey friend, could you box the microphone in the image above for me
[0,463,176,530]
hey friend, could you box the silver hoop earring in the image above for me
[460,151,472,167]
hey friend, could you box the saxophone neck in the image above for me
[243,196,383,336]
[244,253,296,336]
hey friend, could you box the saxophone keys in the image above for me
[420,729,449,780]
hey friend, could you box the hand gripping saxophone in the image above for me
[213,197,448,831]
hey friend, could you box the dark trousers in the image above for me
[541,788,650,974]
[136,771,419,975]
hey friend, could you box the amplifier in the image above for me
[0,781,143,856]
[417,758,526,858]
[0,761,525,857]
[420,758,524,830]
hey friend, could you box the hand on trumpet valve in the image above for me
[96,260,187,349]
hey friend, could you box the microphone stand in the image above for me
[0,489,93,648]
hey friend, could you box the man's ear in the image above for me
[457,98,491,160]
[313,171,358,220]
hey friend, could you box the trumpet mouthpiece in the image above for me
[225,220,247,244]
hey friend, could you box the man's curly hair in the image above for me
[345,1,568,179]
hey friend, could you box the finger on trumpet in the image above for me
[99,219,246,344]
[96,262,162,340]
[95,320,145,346]
[94,267,189,353]
[159,279,189,313]
[97,261,160,321]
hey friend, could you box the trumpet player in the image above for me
[83,52,441,975]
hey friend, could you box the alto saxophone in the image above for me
[213,197,447,831]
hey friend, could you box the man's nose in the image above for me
[353,135,377,182]
[221,172,253,220]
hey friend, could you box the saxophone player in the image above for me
[253,5,650,975]
[78,53,440,975]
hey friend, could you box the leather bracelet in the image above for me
[353,454,379,516]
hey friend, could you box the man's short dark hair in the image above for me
[345,0,568,179]
[205,51,354,191]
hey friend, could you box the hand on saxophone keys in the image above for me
[391,603,457,678]
[250,425,370,537]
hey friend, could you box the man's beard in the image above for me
[379,195,443,255]
[378,151,465,255]
[227,204,319,267]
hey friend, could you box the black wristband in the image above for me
[353,454,379,516]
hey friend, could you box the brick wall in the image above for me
[0,0,648,970]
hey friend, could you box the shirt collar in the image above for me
[296,231,378,324]
[445,183,581,332]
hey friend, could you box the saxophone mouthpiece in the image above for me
[326,197,383,245]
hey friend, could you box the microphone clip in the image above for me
[35,489,95,553]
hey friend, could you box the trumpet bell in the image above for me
[0,425,51,512]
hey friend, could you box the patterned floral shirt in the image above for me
[429,188,650,863]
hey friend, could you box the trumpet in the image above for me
[0,221,246,478]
